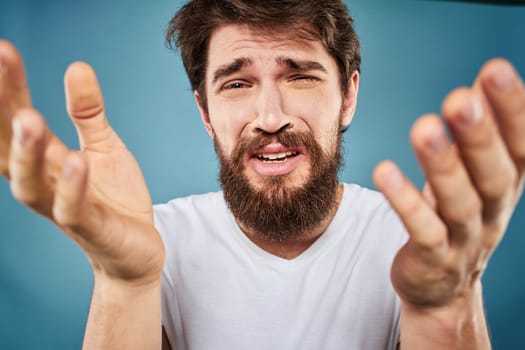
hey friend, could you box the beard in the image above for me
[216,126,343,242]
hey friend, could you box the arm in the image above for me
[83,277,162,349]
[0,40,164,349]
[399,281,490,349]
[374,59,525,349]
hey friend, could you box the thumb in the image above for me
[64,62,122,150]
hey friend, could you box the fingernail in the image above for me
[427,125,449,154]
[12,118,30,145]
[492,63,516,92]
[460,94,483,126]
[384,165,404,191]
[62,159,76,180]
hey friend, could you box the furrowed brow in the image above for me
[277,57,327,73]
[212,57,252,84]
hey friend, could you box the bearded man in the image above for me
[1,0,524,349]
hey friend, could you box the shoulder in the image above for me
[342,183,394,215]
[154,191,225,218]
[340,182,408,242]
[153,191,228,238]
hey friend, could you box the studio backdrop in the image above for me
[0,0,524,348]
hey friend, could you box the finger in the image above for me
[0,40,32,176]
[0,40,31,112]
[53,152,89,228]
[373,160,448,262]
[442,87,517,225]
[64,62,123,150]
[9,108,54,216]
[410,114,483,245]
[52,152,105,252]
[422,182,437,209]
[477,59,525,175]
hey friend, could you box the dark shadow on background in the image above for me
[423,0,525,6]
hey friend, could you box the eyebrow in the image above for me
[212,57,253,84]
[276,57,328,74]
[211,56,328,85]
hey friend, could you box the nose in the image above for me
[252,82,292,135]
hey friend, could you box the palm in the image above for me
[72,143,163,282]
[83,144,152,220]
[0,42,164,284]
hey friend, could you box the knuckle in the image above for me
[53,213,70,227]
[477,170,516,201]
[52,205,79,227]
[441,88,471,121]
[419,226,448,250]
[400,193,425,219]
[444,265,462,282]
[10,181,40,205]
[462,195,482,219]
[52,191,85,228]
[442,196,482,226]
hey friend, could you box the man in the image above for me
[0,0,523,349]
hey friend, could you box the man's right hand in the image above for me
[0,39,165,287]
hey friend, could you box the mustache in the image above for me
[231,130,319,164]
[234,130,317,153]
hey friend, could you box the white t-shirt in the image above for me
[154,183,407,350]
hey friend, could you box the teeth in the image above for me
[256,151,297,161]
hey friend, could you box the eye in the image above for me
[292,75,318,81]
[221,81,251,90]
[289,75,321,85]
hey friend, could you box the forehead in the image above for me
[206,24,337,75]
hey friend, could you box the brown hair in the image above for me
[166,0,360,110]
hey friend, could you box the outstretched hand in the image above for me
[374,58,524,324]
[0,40,164,286]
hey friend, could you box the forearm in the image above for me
[83,274,162,350]
[400,281,491,350]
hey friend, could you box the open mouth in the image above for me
[255,151,299,163]
[247,143,305,177]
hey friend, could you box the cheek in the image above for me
[286,94,342,140]
[208,103,253,155]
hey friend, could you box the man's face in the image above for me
[195,24,358,240]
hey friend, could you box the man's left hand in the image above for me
[374,58,524,347]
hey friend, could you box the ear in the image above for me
[341,70,360,128]
[194,90,214,138]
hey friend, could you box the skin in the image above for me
[195,25,358,258]
[373,59,525,348]
[0,41,164,349]
[1,22,524,349]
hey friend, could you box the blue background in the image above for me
[1,0,524,348]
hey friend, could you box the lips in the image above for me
[255,150,298,162]
[248,144,305,176]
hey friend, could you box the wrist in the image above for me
[84,268,163,350]
[92,267,163,295]
[399,281,490,350]
[84,224,165,289]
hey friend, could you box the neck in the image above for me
[237,184,344,259]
